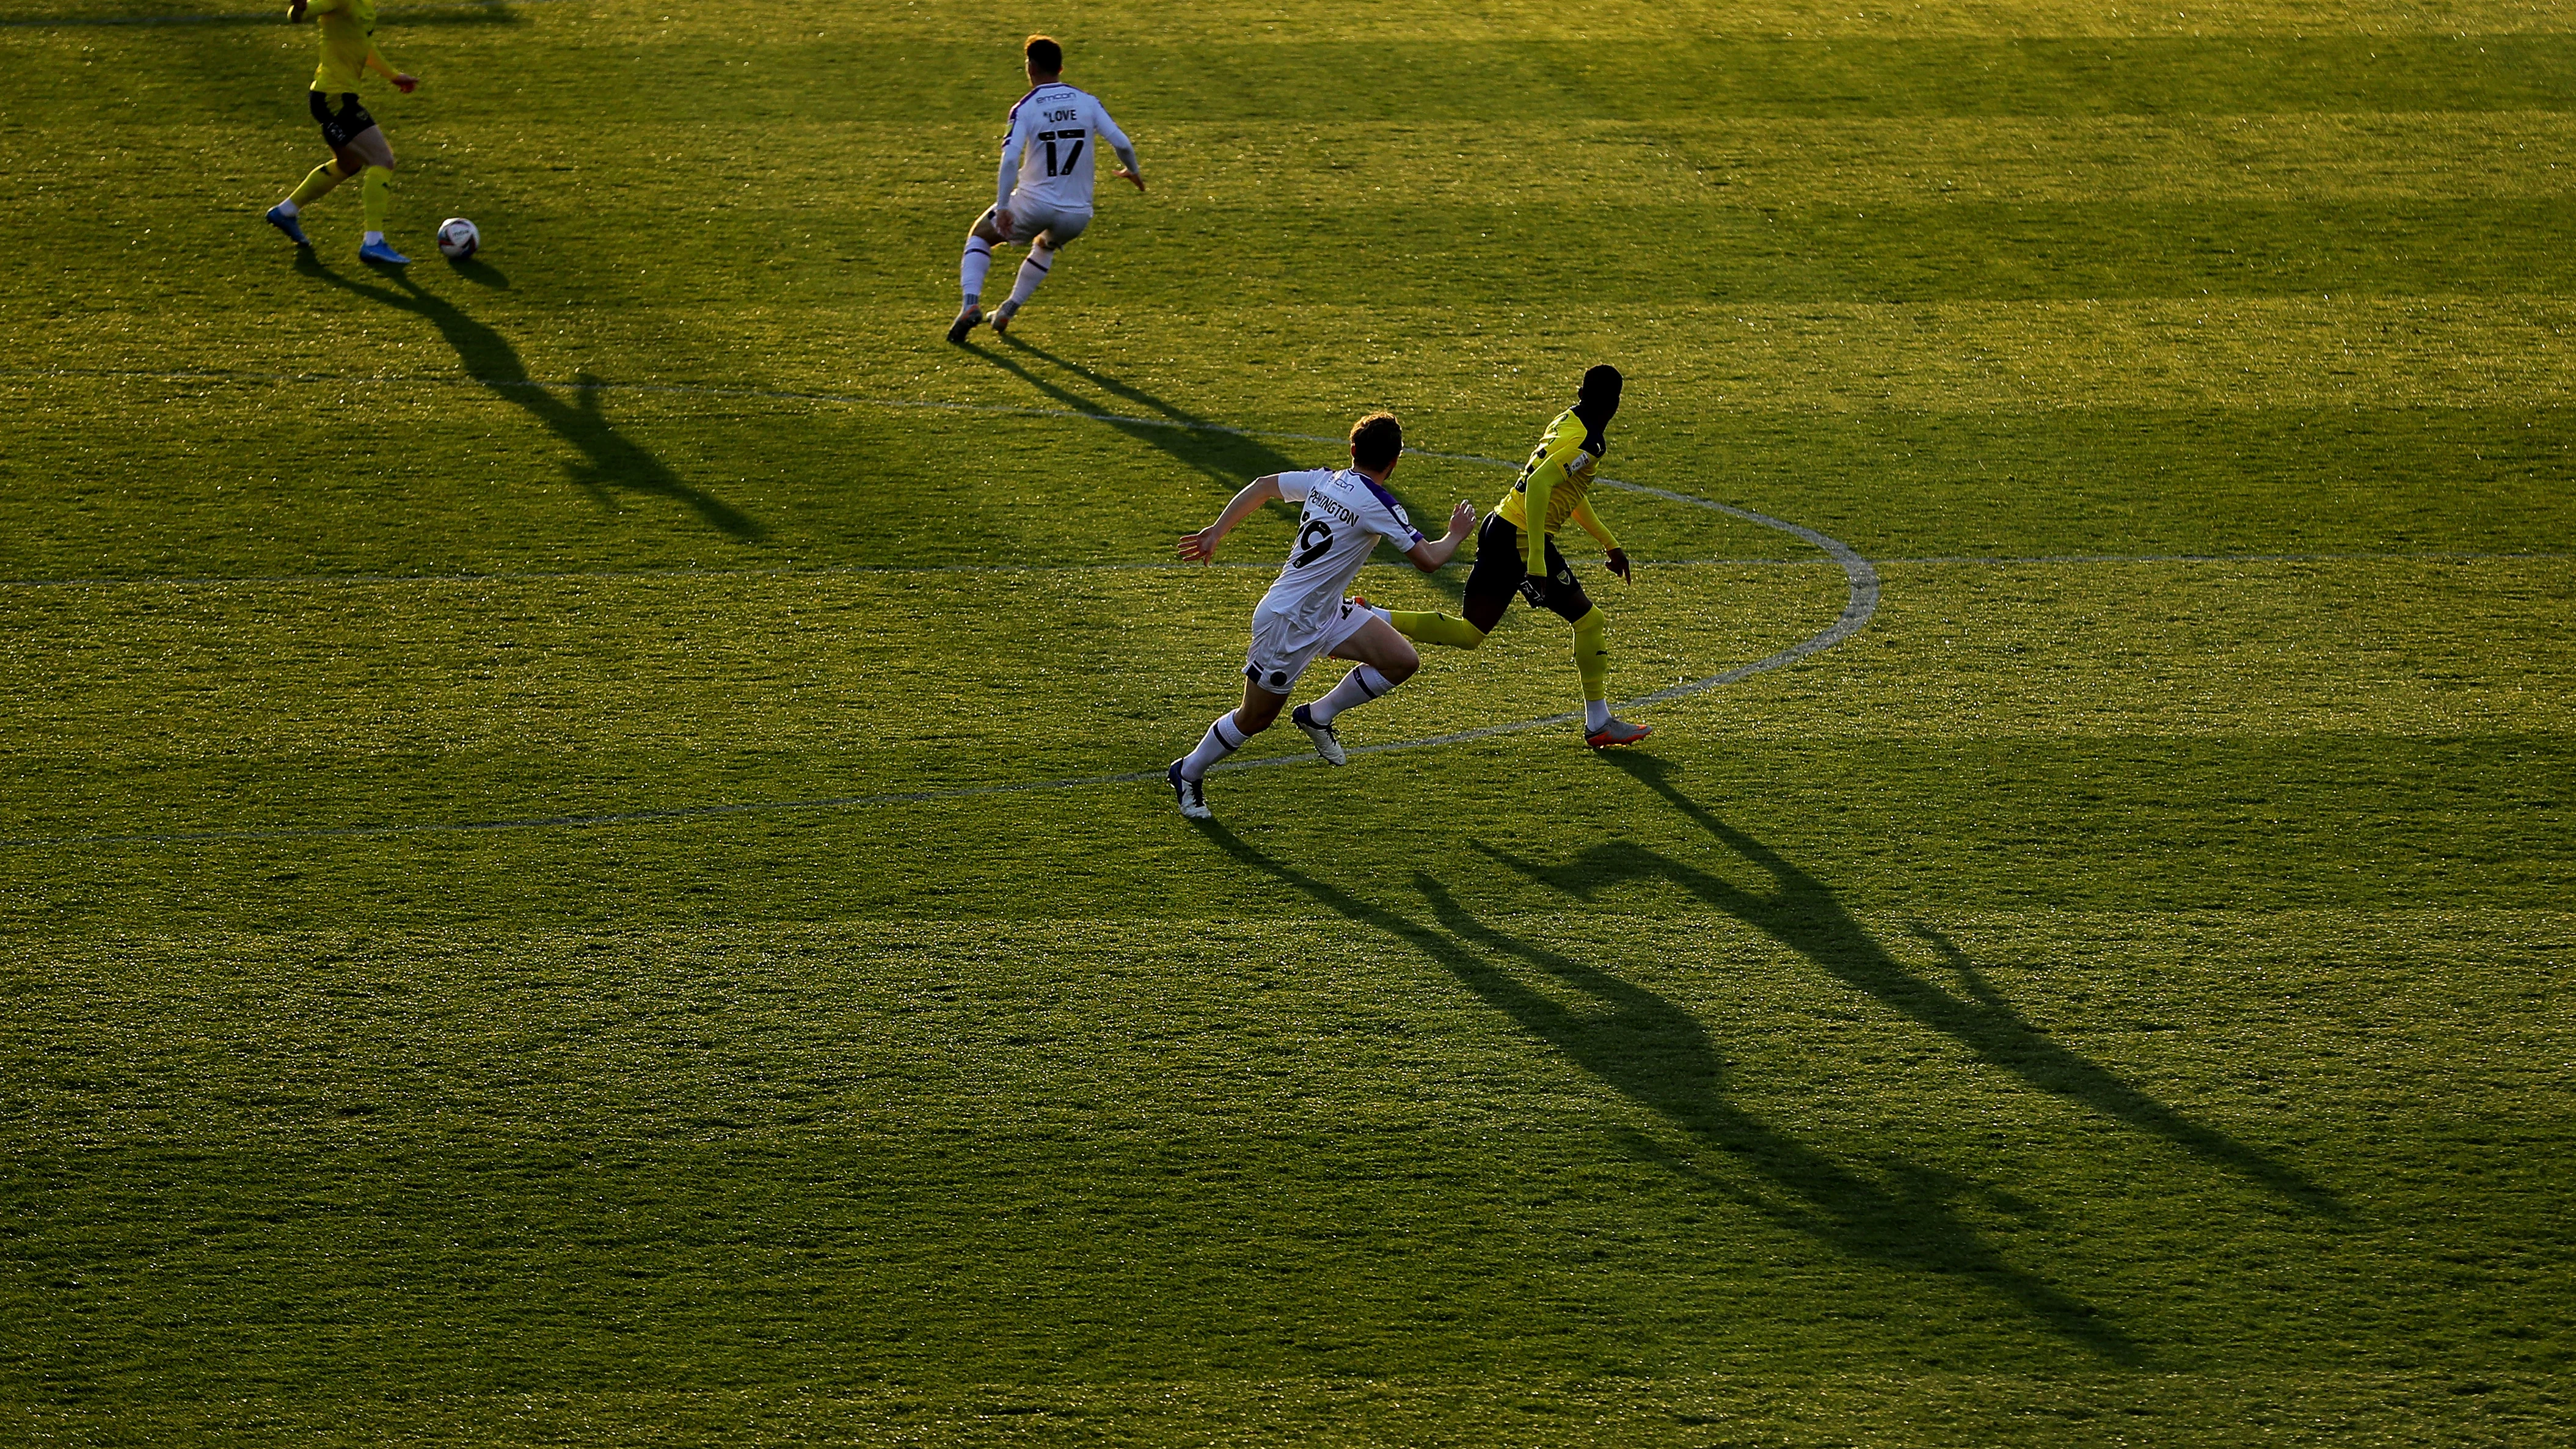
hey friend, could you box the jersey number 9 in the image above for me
[1293,519,1334,568]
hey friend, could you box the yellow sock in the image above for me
[1387,609,1487,649]
[288,159,351,206]
[1572,607,1610,701]
[362,165,392,232]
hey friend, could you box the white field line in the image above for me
[12,363,2571,850]
[0,379,1885,847]
[5,368,2563,586]
[0,549,2558,591]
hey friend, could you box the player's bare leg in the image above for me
[1169,677,1290,819]
[994,235,1060,335]
[1294,615,1419,765]
[334,126,407,264]
[274,125,395,253]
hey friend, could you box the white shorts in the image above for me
[994,199,1092,249]
[1244,597,1377,696]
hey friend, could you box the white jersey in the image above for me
[1253,469,1423,639]
[998,83,1133,215]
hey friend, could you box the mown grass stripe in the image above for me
[0,0,568,25]
[4,550,2562,592]
[0,449,1876,849]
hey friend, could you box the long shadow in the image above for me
[976,339,1468,602]
[976,336,1306,488]
[445,255,510,290]
[293,252,761,541]
[7,8,523,26]
[1192,819,2145,1362]
[1498,753,2344,1216]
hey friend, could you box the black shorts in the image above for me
[310,90,378,150]
[1461,513,1594,629]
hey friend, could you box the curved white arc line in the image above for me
[1594,478,1883,709]
[0,388,1880,848]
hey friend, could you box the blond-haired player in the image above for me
[947,35,1144,342]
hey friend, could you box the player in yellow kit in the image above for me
[1381,365,1652,748]
[264,0,419,264]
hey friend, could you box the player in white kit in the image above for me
[1167,413,1477,820]
[947,34,1145,343]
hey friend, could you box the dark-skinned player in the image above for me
[1381,365,1651,748]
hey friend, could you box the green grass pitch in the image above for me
[4,0,2573,1442]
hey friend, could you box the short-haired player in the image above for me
[947,35,1145,342]
[1167,413,1476,820]
[265,0,420,265]
[1380,365,1654,748]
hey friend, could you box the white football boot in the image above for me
[1291,704,1346,766]
[1167,761,1213,820]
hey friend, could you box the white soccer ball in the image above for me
[436,216,481,260]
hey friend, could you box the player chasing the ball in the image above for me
[947,34,1144,343]
[1167,412,1476,822]
[264,0,418,264]
[1376,365,1653,749]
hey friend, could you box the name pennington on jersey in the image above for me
[1243,469,1423,692]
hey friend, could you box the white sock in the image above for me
[363,230,385,246]
[1585,698,1612,732]
[276,200,299,217]
[961,237,992,303]
[1005,248,1053,308]
[1180,713,1248,781]
[1308,666,1393,725]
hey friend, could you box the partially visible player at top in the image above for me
[264,0,418,264]
[1379,365,1654,749]
[947,34,1144,343]
[1167,412,1476,821]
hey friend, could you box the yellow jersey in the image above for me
[307,0,384,95]
[1494,406,1621,574]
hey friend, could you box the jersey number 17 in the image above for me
[1035,130,1086,177]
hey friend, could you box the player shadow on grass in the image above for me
[1191,817,2144,1364]
[16,4,526,27]
[1516,751,2348,1218]
[977,337,1469,604]
[293,250,762,541]
[974,335,1310,489]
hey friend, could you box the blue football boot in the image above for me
[264,204,310,247]
[357,236,411,266]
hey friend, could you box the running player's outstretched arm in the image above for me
[1571,497,1632,582]
[1095,106,1145,191]
[367,45,417,91]
[1404,500,1479,572]
[1177,475,1285,562]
